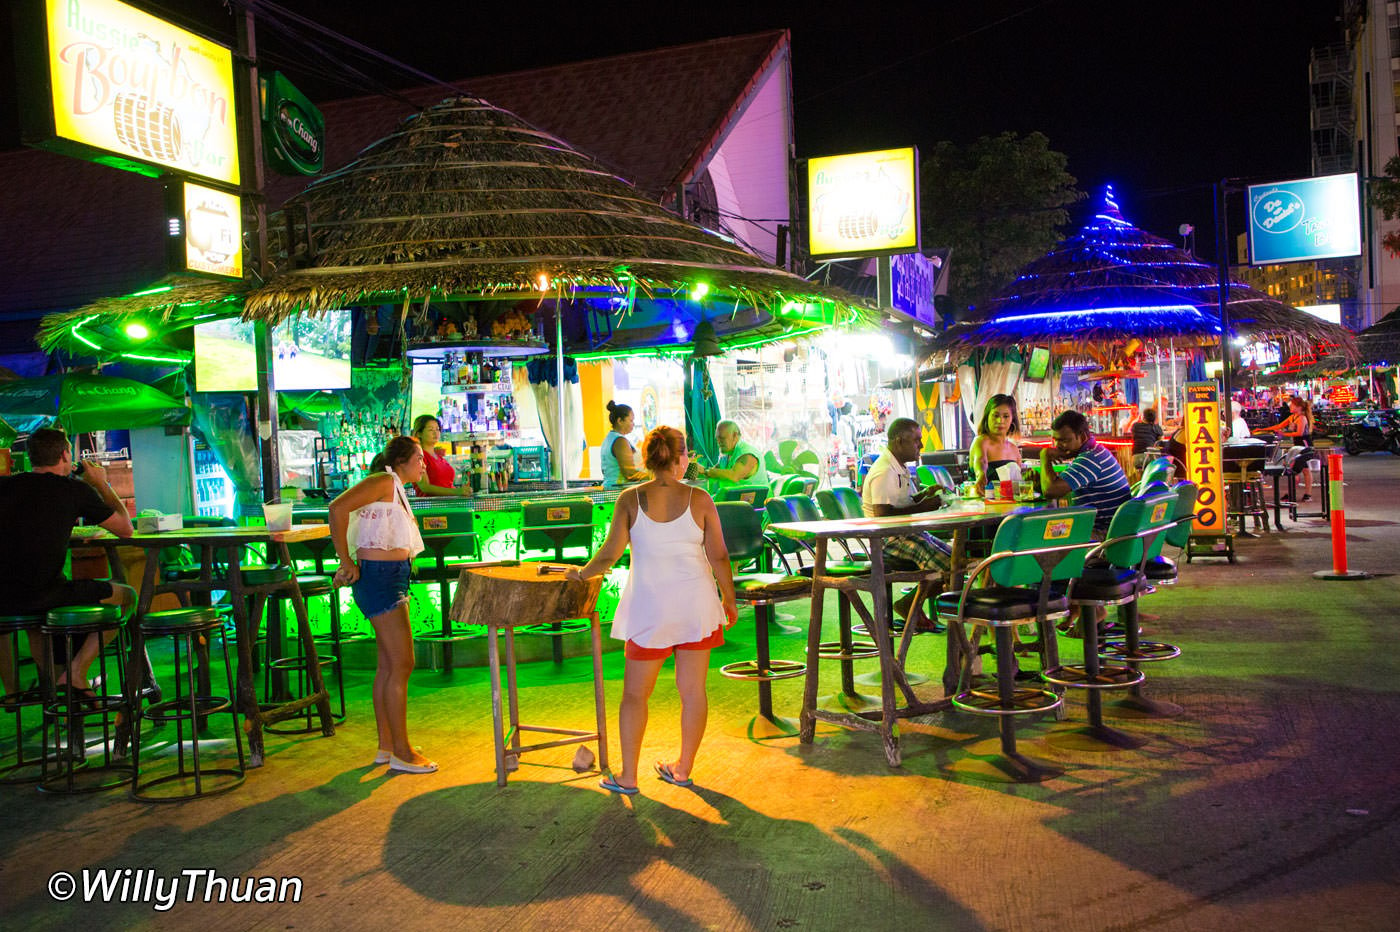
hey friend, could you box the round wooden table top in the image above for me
[451,562,603,628]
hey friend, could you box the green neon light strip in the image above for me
[128,285,175,297]
[121,352,189,364]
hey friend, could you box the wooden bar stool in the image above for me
[39,604,134,794]
[133,608,245,801]
[260,574,345,731]
[0,613,48,784]
[451,563,608,786]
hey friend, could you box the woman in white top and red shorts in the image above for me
[570,426,738,794]
[329,436,436,774]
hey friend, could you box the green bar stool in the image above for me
[0,613,48,784]
[1044,487,1179,751]
[941,507,1098,782]
[39,604,134,794]
[133,608,245,801]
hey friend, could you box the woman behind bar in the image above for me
[328,435,436,774]
[569,426,737,794]
[411,415,460,496]
[601,401,649,489]
[1260,396,1320,502]
[969,393,1022,495]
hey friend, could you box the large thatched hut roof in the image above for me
[933,190,1355,360]
[1355,311,1400,366]
[244,96,868,337]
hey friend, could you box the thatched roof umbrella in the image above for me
[242,96,870,349]
[1355,311,1400,366]
[932,191,1356,365]
[37,275,245,360]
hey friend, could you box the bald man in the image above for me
[699,420,769,493]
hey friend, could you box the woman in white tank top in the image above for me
[329,436,436,774]
[570,426,737,794]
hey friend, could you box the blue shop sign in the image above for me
[1246,173,1360,265]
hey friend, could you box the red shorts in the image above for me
[624,625,725,660]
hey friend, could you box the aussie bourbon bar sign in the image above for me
[1183,380,1224,534]
[15,0,240,186]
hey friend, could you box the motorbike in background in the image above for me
[1341,410,1400,455]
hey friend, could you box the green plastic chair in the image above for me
[715,502,811,731]
[916,464,956,493]
[940,506,1099,780]
[1133,457,1174,495]
[1044,485,1181,745]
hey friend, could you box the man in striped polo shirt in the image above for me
[1039,410,1131,534]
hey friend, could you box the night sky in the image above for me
[3,0,1345,257]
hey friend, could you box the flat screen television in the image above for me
[194,311,352,392]
[1023,346,1051,382]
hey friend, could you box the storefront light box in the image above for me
[808,147,919,260]
[14,0,240,185]
[169,180,243,280]
[1246,173,1360,265]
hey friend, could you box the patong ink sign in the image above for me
[43,0,239,185]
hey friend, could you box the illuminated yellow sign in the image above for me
[1183,381,1224,534]
[808,147,919,259]
[182,181,242,279]
[43,0,239,185]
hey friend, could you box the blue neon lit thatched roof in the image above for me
[936,188,1355,356]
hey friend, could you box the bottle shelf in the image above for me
[407,339,548,361]
[444,431,509,442]
[441,383,513,394]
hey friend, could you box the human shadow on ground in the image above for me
[0,766,384,926]
[383,780,981,927]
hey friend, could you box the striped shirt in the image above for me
[1061,437,1131,531]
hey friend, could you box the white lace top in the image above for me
[348,470,425,557]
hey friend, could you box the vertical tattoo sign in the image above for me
[1184,381,1223,533]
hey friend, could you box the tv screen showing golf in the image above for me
[194,312,352,392]
[1024,346,1051,382]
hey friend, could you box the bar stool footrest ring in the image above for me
[951,683,1062,716]
[1099,640,1181,662]
[719,659,806,682]
[1041,664,1146,689]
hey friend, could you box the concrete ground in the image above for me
[2,453,1398,931]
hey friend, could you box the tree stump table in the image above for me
[450,562,608,786]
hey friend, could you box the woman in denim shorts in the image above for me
[329,436,435,773]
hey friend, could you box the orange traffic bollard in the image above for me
[1314,452,1370,580]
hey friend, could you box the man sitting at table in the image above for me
[698,419,769,494]
[0,428,134,702]
[1040,410,1132,534]
[861,417,951,624]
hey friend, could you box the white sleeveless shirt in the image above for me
[348,470,425,557]
[610,488,725,648]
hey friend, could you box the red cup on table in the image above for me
[999,479,1014,500]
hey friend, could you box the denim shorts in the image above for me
[351,559,411,620]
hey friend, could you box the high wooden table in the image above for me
[769,500,1029,767]
[73,524,335,768]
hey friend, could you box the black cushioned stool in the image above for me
[39,604,134,794]
[0,613,48,784]
[133,608,245,801]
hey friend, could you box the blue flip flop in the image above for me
[653,762,694,787]
[599,776,639,796]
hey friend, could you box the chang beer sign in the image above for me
[261,72,324,176]
[1183,381,1224,534]
[15,0,239,185]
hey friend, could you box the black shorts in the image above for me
[4,579,114,615]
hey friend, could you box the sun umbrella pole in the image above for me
[1213,179,1235,425]
[557,300,567,490]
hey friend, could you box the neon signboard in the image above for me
[808,147,919,259]
[176,180,243,279]
[17,0,240,185]
[1246,173,1360,265]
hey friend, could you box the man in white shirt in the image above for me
[861,418,952,624]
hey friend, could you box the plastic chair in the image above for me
[916,464,956,493]
[940,506,1099,781]
[1043,486,1180,748]
[516,498,596,664]
[715,502,812,737]
[1132,457,1174,495]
